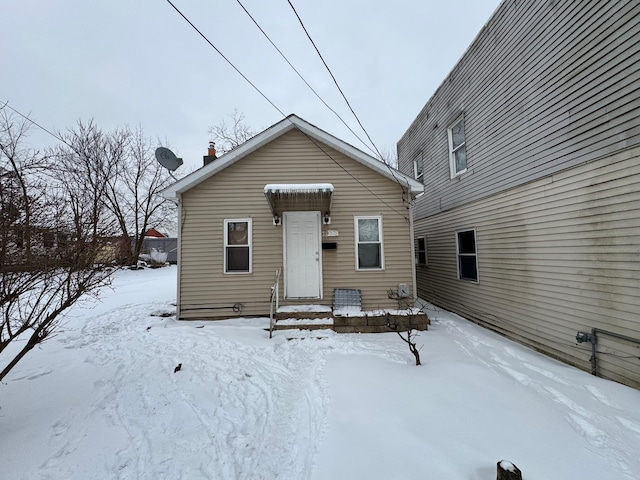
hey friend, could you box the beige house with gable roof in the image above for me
[163,115,424,331]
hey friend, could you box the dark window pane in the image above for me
[227,246,249,272]
[457,231,475,254]
[43,232,54,248]
[57,233,68,247]
[416,237,426,265]
[459,256,477,281]
[358,244,381,269]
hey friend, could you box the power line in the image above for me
[164,0,410,221]
[285,0,384,160]
[0,101,75,151]
[234,0,380,159]
[165,0,287,119]
[285,0,410,196]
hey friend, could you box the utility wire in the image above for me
[285,0,410,196]
[164,0,410,221]
[234,0,380,159]
[285,0,383,160]
[165,0,286,119]
[0,101,76,152]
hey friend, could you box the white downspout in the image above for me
[176,195,183,320]
[408,199,417,303]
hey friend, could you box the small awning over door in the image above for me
[263,183,334,221]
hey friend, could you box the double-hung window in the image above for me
[415,236,427,266]
[355,216,383,270]
[448,116,467,177]
[456,229,478,282]
[224,218,252,273]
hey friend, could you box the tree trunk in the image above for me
[0,330,40,382]
[410,344,421,366]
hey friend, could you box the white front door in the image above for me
[284,211,322,299]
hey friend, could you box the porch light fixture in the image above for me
[273,214,281,226]
[323,212,331,224]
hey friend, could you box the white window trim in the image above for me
[455,227,478,283]
[413,154,424,182]
[415,236,427,266]
[224,218,252,274]
[448,115,467,178]
[354,215,384,271]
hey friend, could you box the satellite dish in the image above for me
[155,147,183,172]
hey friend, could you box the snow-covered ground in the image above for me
[1,266,639,479]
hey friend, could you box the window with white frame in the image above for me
[415,236,427,266]
[413,152,424,182]
[448,116,467,177]
[456,229,477,282]
[355,216,383,270]
[224,219,252,273]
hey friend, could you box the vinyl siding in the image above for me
[179,129,414,320]
[398,0,640,219]
[415,147,640,387]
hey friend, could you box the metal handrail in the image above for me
[269,267,282,339]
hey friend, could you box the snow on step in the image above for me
[277,318,334,326]
[277,305,332,313]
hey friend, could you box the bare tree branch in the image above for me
[208,109,257,154]
[1,110,116,383]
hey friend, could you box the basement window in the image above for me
[456,229,477,282]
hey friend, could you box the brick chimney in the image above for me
[203,141,217,166]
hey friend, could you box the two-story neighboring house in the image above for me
[398,0,640,387]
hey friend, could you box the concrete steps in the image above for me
[273,308,334,331]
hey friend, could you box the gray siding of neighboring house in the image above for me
[398,0,640,220]
[399,0,640,387]
[414,147,640,388]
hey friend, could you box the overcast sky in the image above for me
[2,0,501,171]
